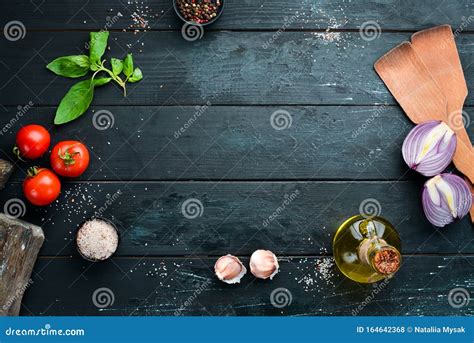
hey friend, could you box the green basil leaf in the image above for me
[46,55,90,78]
[54,77,111,125]
[89,31,109,70]
[128,67,143,82]
[54,79,95,125]
[123,53,133,77]
[111,58,123,75]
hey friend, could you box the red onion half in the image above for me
[402,121,456,176]
[422,173,472,227]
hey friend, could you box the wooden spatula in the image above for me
[374,41,448,123]
[411,26,473,172]
[411,25,474,220]
[375,41,474,222]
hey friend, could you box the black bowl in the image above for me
[173,0,224,26]
[75,217,120,262]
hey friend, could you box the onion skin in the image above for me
[422,173,473,227]
[402,121,456,177]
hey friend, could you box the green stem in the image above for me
[91,69,102,81]
[12,146,25,162]
[96,61,127,96]
[26,166,43,177]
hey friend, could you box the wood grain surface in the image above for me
[0,0,472,316]
[21,256,474,316]
[0,159,14,189]
[4,0,474,30]
[0,214,44,315]
[1,181,473,257]
[0,105,441,181]
[0,32,473,106]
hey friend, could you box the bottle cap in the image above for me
[372,246,401,275]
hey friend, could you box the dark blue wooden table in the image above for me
[0,0,473,316]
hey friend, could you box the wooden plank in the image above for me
[21,256,474,316]
[0,32,473,106]
[1,105,471,181]
[0,105,426,181]
[4,0,474,31]
[0,214,44,316]
[0,159,14,189]
[1,181,472,256]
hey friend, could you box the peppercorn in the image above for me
[176,0,222,24]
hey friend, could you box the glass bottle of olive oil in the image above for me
[333,215,401,283]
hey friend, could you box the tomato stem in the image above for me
[26,166,43,177]
[58,148,79,166]
[12,146,25,162]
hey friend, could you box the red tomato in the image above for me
[23,167,61,206]
[14,125,51,160]
[50,141,90,177]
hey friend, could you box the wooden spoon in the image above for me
[374,41,448,123]
[411,25,474,220]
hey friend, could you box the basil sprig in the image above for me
[46,31,143,125]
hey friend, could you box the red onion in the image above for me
[422,173,472,227]
[402,121,456,176]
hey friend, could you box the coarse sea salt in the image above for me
[76,219,119,261]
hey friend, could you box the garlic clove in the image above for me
[249,249,279,280]
[402,120,457,177]
[422,173,472,227]
[214,255,247,284]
